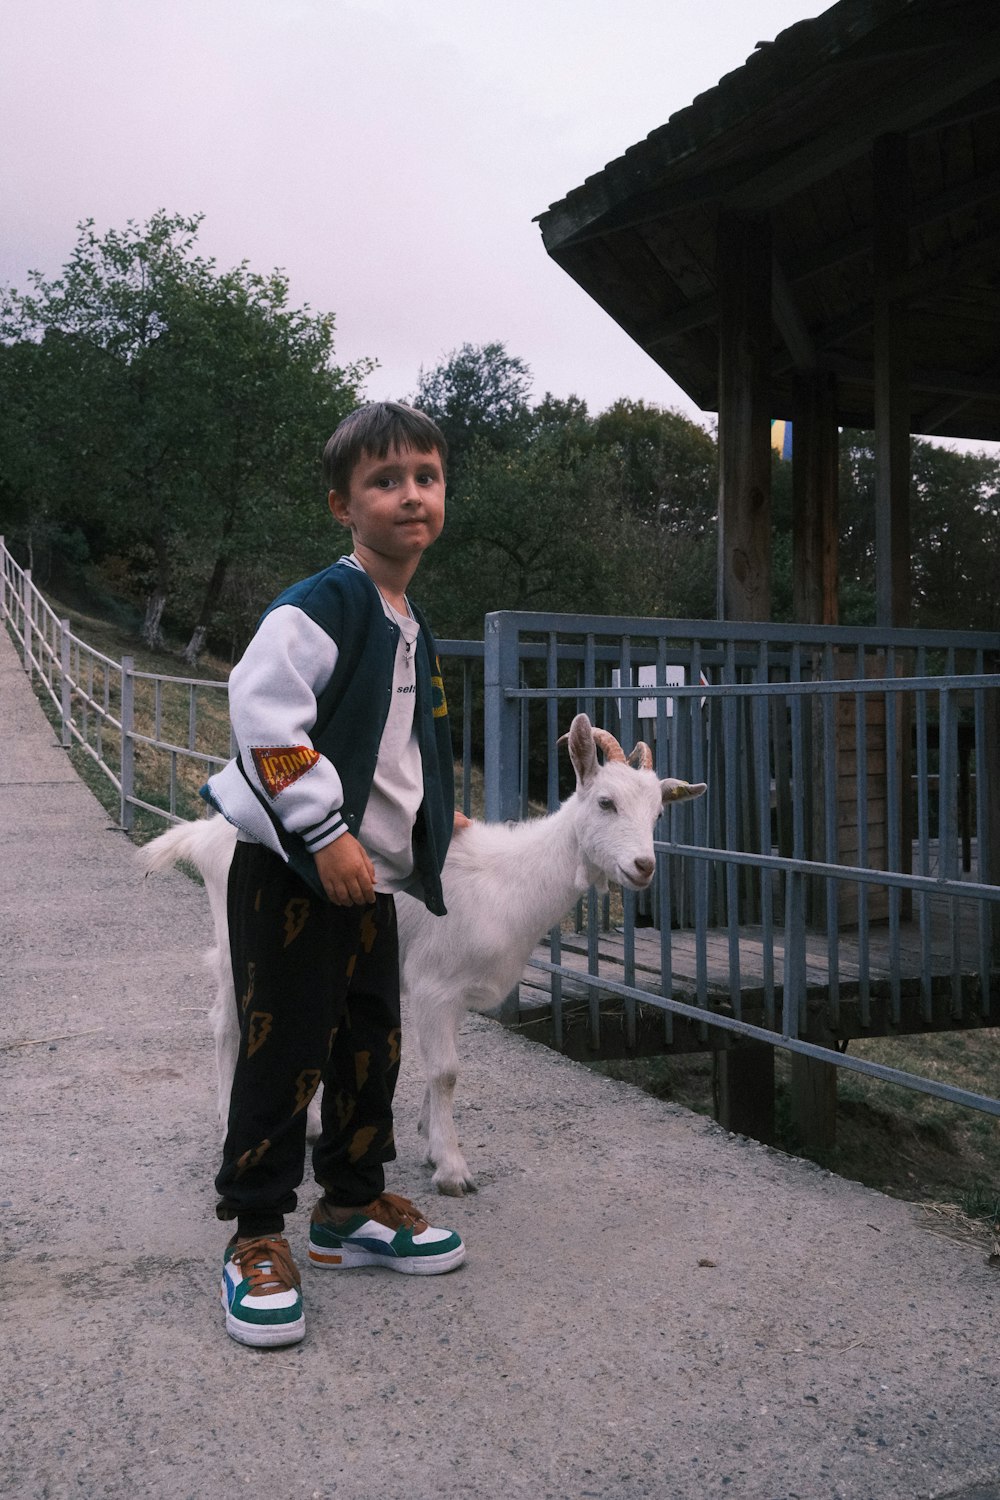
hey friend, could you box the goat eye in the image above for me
[598,797,617,813]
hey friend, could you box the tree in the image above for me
[411,342,532,475]
[1,213,369,657]
[590,398,717,533]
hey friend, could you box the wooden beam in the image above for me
[643,294,719,348]
[546,33,1000,255]
[789,158,1000,285]
[773,260,817,371]
[717,211,772,623]
[872,133,912,629]
[777,229,1000,380]
[726,35,1000,214]
[827,355,1000,403]
[915,357,1000,432]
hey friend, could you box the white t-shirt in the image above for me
[357,584,424,893]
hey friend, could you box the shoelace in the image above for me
[371,1193,429,1233]
[231,1235,301,1293]
[318,1193,429,1233]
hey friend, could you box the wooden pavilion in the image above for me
[536,0,1000,632]
[535,0,1000,1139]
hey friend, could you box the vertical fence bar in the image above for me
[461,659,472,817]
[545,633,564,1041]
[484,613,521,823]
[723,642,742,1013]
[822,644,840,1025]
[120,656,135,832]
[583,634,596,726]
[60,619,73,748]
[885,648,901,1024]
[783,642,808,1037]
[654,638,675,1045]
[854,645,871,1025]
[973,680,992,1014]
[914,647,931,1021]
[755,641,775,1029]
[21,568,33,672]
[939,680,962,1018]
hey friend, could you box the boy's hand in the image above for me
[314,833,376,906]
[454,811,473,832]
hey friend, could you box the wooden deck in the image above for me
[512,874,999,1061]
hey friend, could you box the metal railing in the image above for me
[5,539,999,1118]
[484,609,1000,1118]
[0,538,483,830]
[2,538,234,827]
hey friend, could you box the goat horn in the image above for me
[627,743,654,771]
[589,728,627,764]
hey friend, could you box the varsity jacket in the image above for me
[201,557,454,915]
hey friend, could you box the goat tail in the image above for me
[135,812,237,883]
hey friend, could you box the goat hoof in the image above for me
[433,1173,477,1197]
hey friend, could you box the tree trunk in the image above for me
[142,591,167,650]
[142,526,172,650]
[181,552,229,667]
[181,623,209,667]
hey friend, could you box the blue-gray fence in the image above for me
[4,538,999,1119]
[0,538,484,827]
[483,609,1000,1120]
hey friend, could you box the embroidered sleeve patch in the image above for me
[431,657,448,720]
[251,745,321,798]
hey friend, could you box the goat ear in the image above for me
[566,714,599,786]
[660,778,708,805]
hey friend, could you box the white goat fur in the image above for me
[138,714,706,1195]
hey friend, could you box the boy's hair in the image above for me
[323,401,448,495]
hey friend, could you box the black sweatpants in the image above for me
[215,841,402,1237]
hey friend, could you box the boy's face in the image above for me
[328,442,445,568]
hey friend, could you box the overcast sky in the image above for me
[3,0,838,426]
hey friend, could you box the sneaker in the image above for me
[220,1234,305,1347]
[308,1192,466,1275]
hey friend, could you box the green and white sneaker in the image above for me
[309,1192,466,1275]
[220,1234,305,1347]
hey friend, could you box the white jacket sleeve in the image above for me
[227,605,348,853]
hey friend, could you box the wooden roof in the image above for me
[537,0,1000,441]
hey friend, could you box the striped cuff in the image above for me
[301,811,348,853]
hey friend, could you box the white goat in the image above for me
[138,713,706,1195]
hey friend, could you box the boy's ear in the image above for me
[328,490,352,529]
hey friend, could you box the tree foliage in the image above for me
[0,212,368,657]
[410,354,719,634]
[411,341,532,477]
[5,271,999,661]
[835,431,1000,629]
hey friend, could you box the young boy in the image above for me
[202,401,465,1347]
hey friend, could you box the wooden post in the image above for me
[790,369,841,1146]
[717,210,773,624]
[985,652,1000,965]
[790,1038,839,1153]
[872,133,912,630]
[715,1042,776,1145]
[872,132,914,910]
[714,209,775,1143]
[791,369,839,628]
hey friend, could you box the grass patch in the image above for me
[589,1030,1000,1232]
